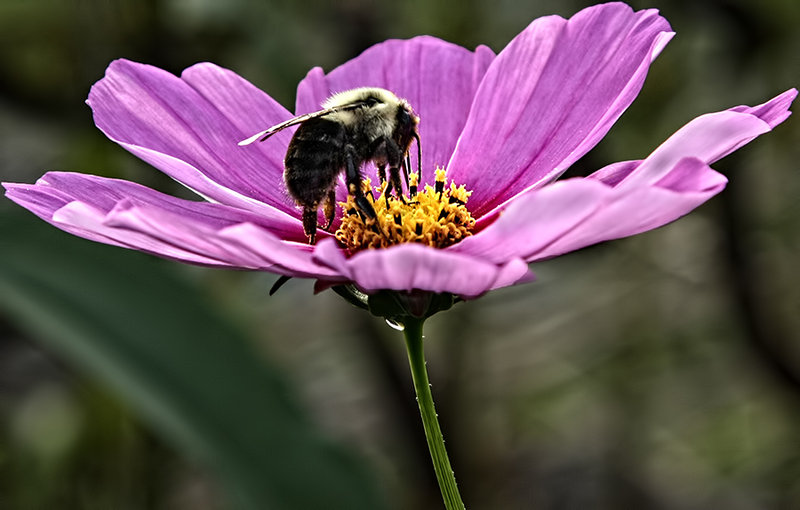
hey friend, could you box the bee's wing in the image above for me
[238,102,368,146]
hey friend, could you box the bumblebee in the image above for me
[240,87,421,244]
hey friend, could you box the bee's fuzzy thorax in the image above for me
[324,87,414,145]
[322,87,401,109]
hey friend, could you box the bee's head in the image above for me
[393,99,419,147]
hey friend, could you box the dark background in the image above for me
[1,0,799,508]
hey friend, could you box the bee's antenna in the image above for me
[413,132,422,181]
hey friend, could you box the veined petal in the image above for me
[488,258,537,291]
[454,157,726,264]
[43,192,338,275]
[103,202,271,269]
[448,3,673,217]
[533,157,727,260]
[104,206,340,279]
[180,63,300,197]
[109,143,310,234]
[5,181,74,225]
[18,172,305,241]
[295,67,329,116]
[729,88,797,128]
[312,238,533,298]
[614,90,797,188]
[4,182,133,249]
[615,112,766,188]
[450,179,607,263]
[586,90,796,189]
[295,36,496,182]
[88,59,296,213]
[53,201,231,267]
[3,172,313,267]
[587,160,640,187]
[218,224,343,280]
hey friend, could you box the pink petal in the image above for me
[53,201,230,266]
[729,88,797,128]
[488,259,537,291]
[587,160,640,187]
[313,238,533,298]
[295,36,496,183]
[48,193,340,278]
[218,224,343,280]
[448,3,673,218]
[88,59,297,214]
[613,90,796,189]
[28,172,305,241]
[3,172,321,268]
[104,143,313,234]
[653,156,728,192]
[295,67,329,116]
[533,157,727,260]
[104,201,270,268]
[616,112,769,189]
[180,63,300,199]
[586,90,797,188]
[454,157,727,264]
[450,179,607,263]
[4,182,132,249]
[5,181,77,225]
[106,206,340,278]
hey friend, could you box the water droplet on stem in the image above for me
[385,318,405,331]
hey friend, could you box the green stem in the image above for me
[403,317,465,510]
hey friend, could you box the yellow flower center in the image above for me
[335,168,476,251]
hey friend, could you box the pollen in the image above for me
[335,168,476,251]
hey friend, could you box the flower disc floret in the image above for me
[335,169,476,251]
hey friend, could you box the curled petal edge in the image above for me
[312,238,534,298]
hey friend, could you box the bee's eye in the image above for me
[364,96,381,107]
[396,108,411,125]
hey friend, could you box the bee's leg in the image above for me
[380,138,405,202]
[413,132,422,182]
[321,188,336,231]
[388,165,406,205]
[345,145,380,233]
[371,137,406,204]
[302,205,318,244]
[383,177,394,208]
[370,138,394,199]
[378,164,391,207]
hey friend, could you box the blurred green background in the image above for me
[1,0,799,509]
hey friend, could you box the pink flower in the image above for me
[4,3,795,299]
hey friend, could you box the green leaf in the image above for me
[0,209,386,510]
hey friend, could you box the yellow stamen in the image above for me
[335,168,475,251]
